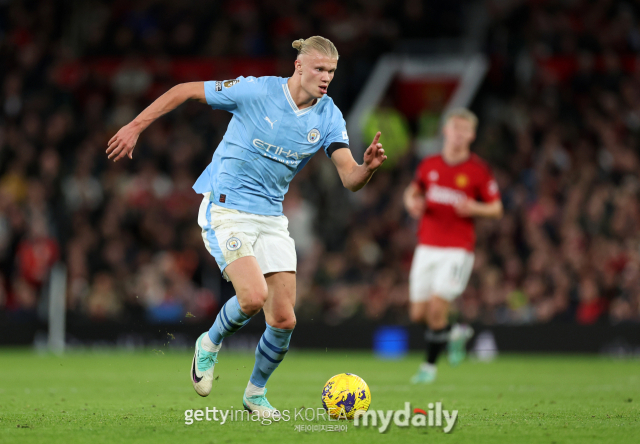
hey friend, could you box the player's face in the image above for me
[443,117,476,149]
[296,51,337,98]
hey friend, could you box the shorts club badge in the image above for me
[226,237,242,251]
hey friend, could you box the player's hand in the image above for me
[106,122,140,162]
[406,197,425,219]
[454,198,479,217]
[363,132,387,172]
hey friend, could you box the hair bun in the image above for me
[292,39,305,50]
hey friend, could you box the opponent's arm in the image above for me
[106,82,206,162]
[331,132,387,192]
[403,182,426,219]
[454,199,503,219]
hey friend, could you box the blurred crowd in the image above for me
[466,0,640,324]
[1,0,639,326]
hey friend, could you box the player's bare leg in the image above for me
[244,271,296,416]
[191,256,267,397]
[409,301,429,325]
[427,296,449,330]
[263,271,297,330]
[226,257,269,316]
[411,296,450,384]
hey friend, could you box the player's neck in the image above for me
[287,77,318,110]
[442,146,470,165]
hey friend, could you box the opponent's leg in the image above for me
[409,245,436,383]
[424,296,451,373]
[411,296,450,384]
[192,256,267,397]
[244,271,296,416]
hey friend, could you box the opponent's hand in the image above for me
[454,198,479,217]
[106,122,140,162]
[405,196,425,219]
[363,132,387,172]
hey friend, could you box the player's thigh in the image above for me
[224,256,268,315]
[198,194,267,313]
[409,245,436,303]
[431,248,475,302]
[263,271,296,329]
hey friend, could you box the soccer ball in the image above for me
[321,373,371,419]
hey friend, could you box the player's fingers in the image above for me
[108,133,119,145]
[108,144,124,159]
[372,131,381,145]
[106,137,118,152]
[107,147,118,159]
[115,150,127,162]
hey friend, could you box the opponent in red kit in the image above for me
[403,108,503,384]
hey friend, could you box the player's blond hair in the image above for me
[292,36,339,60]
[444,108,478,129]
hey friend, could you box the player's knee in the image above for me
[238,286,268,315]
[410,308,425,324]
[427,309,448,330]
[271,314,296,330]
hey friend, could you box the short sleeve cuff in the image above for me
[326,142,350,157]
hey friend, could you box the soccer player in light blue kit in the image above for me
[107,36,386,416]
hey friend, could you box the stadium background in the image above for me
[0,0,639,354]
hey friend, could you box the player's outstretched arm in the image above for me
[331,131,387,192]
[106,82,207,162]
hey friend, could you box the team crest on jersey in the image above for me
[215,81,222,92]
[226,237,242,251]
[307,129,321,144]
[455,174,469,188]
[223,79,240,88]
[428,170,439,182]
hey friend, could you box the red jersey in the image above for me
[413,153,500,251]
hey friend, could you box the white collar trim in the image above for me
[282,82,322,117]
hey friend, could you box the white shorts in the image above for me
[409,245,474,302]
[197,193,297,281]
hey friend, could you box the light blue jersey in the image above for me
[193,76,350,216]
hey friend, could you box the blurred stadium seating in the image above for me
[0,0,638,345]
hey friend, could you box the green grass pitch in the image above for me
[0,349,638,444]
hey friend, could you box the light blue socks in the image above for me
[249,323,293,388]
[208,296,252,345]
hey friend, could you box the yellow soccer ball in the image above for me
[321,373,371,419]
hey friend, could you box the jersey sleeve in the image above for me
[478,167,501,202]
[203,77,252,112]
[323,106,350,158]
